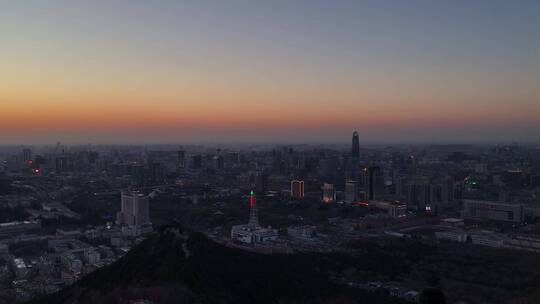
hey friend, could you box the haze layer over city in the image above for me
[1,1,540,304]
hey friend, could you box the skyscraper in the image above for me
[228,152,240,164]
[55,156,70,173]
[177,148,185,170]
[117,191,150,227]
[255,171,269,194]
[150,162,165,183]
[23,148,32,163]
[322,183,335,203]
[406,177,434,211]
[213,155,224,170]
[345,180,358,202]
[352,131,360,160]
[191,154,202,169]
[365,166,384,201]
[291,180,305,199]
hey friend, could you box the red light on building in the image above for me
[33,168,40,175]
[249,190,254,207]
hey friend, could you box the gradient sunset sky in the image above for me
[1,0,540,144]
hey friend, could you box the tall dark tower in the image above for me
[352,131,360,160]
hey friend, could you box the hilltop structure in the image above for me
[231,191,278,244]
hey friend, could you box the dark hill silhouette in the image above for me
[28,224,407,304]
[419,288,446,304]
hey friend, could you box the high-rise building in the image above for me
[365,166,384,201]
[55,156,71,173]
[23,148,32,163]
[406,178,432,211]
[191,154,202,169]
[213,155,224,170]
[431,177,455,203]
[322,183,335,203]
[352,131,360,160]
[345,180,358,202]
[131,164,145,185]
[177,149,185,170]
[228,152,240,164]
[395,175,408,198]
[117,191,150,227]
[150,162,165,183]
[255,171,269,194]
[291,180,305,199]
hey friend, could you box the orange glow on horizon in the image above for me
[2,100,537,134]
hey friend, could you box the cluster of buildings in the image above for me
[229,192,325,253]
[435,225,540,252]
[0,153,154,303]
[0,132,540,302]
[220,132,540,256]
[0,230,136,302]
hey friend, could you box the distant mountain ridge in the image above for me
[29,224,407,304]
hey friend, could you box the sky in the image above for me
[1,0,539,144]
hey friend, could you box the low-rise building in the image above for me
[252,228,279,243]
[231,225,278,244]
[371,201,407,218]
[0,221,41,240]
[287,225,317,240]
[11,258,28,278]
[435,229,468,243]
[462,200,524,223]
[84,249,101,265]
[61,254,82,274]
[440,218,464,228]
[469,231,508,248]
[504,235,540,252]
[0,242,9,255]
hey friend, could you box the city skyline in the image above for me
[1,1,540,144]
